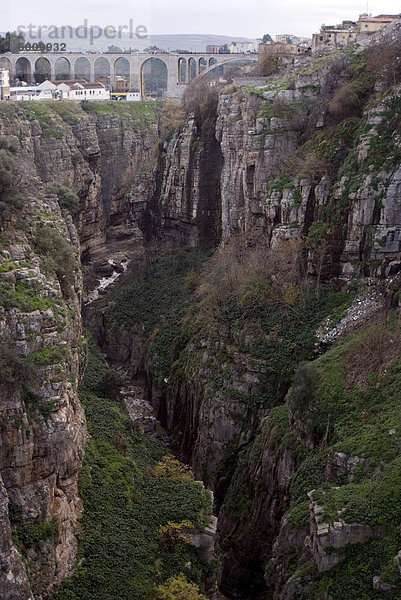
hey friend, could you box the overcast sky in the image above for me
[2,0,401,39]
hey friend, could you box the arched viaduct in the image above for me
[0,52,256,98]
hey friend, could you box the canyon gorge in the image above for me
[1,21,401,600]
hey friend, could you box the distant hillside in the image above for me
[1,31,258,53]
[142,33,256,52]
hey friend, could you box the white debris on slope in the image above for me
[317,288,385,345]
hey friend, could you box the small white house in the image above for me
[39,79,110,100]
[0,68,10,100]
[9,85,54,101]
[126,91,141,102]
[37,80,57,92]
[67,82,110,101]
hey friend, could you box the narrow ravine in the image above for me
[120,383,171,445]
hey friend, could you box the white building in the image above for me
[9,79,110,102]
[229,41,258,53]
[9,85,54,101]
[126,91,141,101]
[68,81,110,100]
[0,69,10,100]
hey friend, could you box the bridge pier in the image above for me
[176,82,188,99]
[167,68,181,99]
[89,62,94,84]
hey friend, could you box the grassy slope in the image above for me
[284,314,401,599]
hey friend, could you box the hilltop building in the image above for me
[258,36,312,71]
[275,34,311,45]
[229,41,259,53]
[275,34,310,45]
[312,13,400,52]
[205,41,262,54]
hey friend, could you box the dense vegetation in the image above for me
[95,228,401,598]
[281,311,401,599]
[54,337,212,600]
[0,135,23,218]
[99,247,211,385]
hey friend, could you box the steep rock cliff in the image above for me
[149,98,223,250]
[0,149,86,598]
[0,102,160,293]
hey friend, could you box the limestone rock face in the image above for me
[0,106,159,294]
[150,77,401,279]
[308,490,385,572]
[0,161,87,597]
[216,92,301,243]
[150,100,223,250]
[0,476,32,600]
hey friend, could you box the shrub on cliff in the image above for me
[155,574,207,600]
[365,31,401,88]
[327,79,370,119]
[0,148,22,217]
[158,520,194,550]
[160,99,186,140]
[48,183,80,216]
[0,135,20,154]
[196,231,303,316]
[182,75,219,115]
[14,519,58,556]
[258,52,280,76]
[34,227,77,297]
[151,455,195,483]
[0,342,38,393]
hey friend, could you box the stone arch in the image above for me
[0,56,11,71]
[15,57,31,83]
[34,57,51,83]
[114,56,130,89]
[74,57,91,81]
[188,57,197,81]
[199,57,207,74]
[55,56,71,80]
[209,57,218,68]
[140,57,167,99]
[0,56,12,82]
[94,57,110,82]
[178,57,187,83]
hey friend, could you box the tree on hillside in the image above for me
[182,75,219,114]
[155,574,207,600]
[258,45,281,76]
[107,45,123,53]
[159,99,185,139]
[262,33,273,43]
[365,32,401,88]
[144,45,162,53]
[0,32,25,53]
